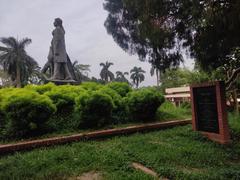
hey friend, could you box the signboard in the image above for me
[190,81,231,144]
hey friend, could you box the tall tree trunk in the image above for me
[136,79,139,88]
[156,69,159,86]
[16,63,21,88]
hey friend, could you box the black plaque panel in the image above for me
[193,86,219,133]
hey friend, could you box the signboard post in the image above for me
[190,81,231,144]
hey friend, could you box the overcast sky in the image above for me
[0,0,194,86]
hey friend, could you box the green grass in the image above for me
[229,113,240,144]
[0,114,240,180]
[156,101,192,121]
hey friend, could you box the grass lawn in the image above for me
[0,115,239,180]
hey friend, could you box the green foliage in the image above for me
[97,87,122,109]
[0,37,38,87]
[98,86,128,123]
[104,0,240,73]
[44,85,85,113]
[104,0,183,73]
[156,101,191,121]
[130,67,145,88]
[180,101,191,109]
[0,83,179,139]
[80,82,103,91]
[125,88,164,121]
[0,89,56,138]
[160,68,211,89]
[1,125,240,179]
[115,71,129,83]
[106,82,132,97]
[100,61,114,82]
[25,83,56,94]
[75,91,114,128]
[42,85,86,132]
[228,113,240,140]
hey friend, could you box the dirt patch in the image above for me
[132,162,169,180]
[68,171,102,180]
[177,166,206,174]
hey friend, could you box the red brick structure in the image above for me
[190,81,231,144]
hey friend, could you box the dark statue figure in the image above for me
[42,18,78,84]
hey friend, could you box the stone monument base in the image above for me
[47,79,81,85]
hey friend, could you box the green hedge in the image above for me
[106,82,132,97]
[25,83,56,94]
[0,83,166,139]
[125,88,165,122]
[0,89,56,138]
[75,91,114,128]
[44,85,85,113]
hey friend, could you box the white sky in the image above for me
[0,0,194,86]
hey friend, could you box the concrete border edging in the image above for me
[0,119,191,154]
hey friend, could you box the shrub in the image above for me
[156,101,191,121]
[97,87,128,123]
[1,89,56,138]
[125,88,165,122]
[45,85,85,114]
[44,85,86,132]
[75,91,114,128]
[180,101,191,109]
[80,82,103,91]
[106,82,132,97]
[25,83,56,94]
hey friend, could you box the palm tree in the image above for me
[115,71,129,83]
[0,37,38,87]
[73,60,91,81]
[150,65,161,86]
[130,67,146,88]
[28,66,45,85]
[100,61,114,82]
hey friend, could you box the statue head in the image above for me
[54,18,63,27]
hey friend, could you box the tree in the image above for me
[104,0,240,83]
[130,67,145,88]
[104,0,183,75]
[28,66,45,85]
[73,61,91,81]
[150,65,161,86]
[214,47,240,113]
[115,71,129,83]
[0,37,38,87]
[0,67,11,87]
[100,61,114,82]
[160,68,210,90]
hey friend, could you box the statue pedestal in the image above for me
[47,79,81,85]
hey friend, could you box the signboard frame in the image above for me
[190,81,231,144]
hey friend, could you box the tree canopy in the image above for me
[0,37,38,87]
[104,0,183,74]
[130,66,145,88]
[100,61,115,82]
[104,0,240,72]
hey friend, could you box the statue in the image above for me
[42,18,78,84]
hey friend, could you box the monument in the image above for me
[190,81,231,144]
[42,18,79,84]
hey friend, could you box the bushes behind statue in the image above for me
[0,82,165,139]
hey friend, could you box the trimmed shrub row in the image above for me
[0,82,164,139]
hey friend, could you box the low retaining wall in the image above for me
[0,119,191,154]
